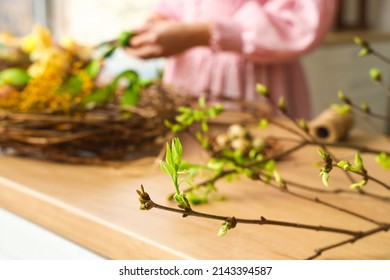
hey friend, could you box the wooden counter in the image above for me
[0,123,389,260]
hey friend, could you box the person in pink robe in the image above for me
[126,0,338,119]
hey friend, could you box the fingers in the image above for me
[125,45,162,59]
[126,26,161,59]
[130,32,157,48]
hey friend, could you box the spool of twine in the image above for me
[308,108,354,143]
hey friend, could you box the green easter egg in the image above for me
[0,68,30,86]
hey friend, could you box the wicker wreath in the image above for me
[0,85,186,164]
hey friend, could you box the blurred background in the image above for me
[1,0,390,132]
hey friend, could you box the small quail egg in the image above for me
[252,137,267,151]
[227,124,248,140]
[231,138,251,152]
[215,134,229,148]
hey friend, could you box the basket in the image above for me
[0,84,186,164]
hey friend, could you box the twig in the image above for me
[371,49,390,65]
[144,194,360,236]
[283,179,390,202]
[306,223,390,260]
[138,186,390,260]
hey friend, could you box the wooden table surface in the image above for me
[0,122,389,260]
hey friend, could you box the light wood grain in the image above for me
[0,122,389,260]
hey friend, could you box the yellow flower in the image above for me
[60,37,78,53]
[1,25,100,114]
[34,25,53,49]
[28,49,69,78]
[21,25,53,54]
[20,34,37,54]
[60,36,92,61]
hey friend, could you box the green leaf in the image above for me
[265,160,276,173]
[178,106,191,113]
[164,119,173,129]
[61,75,83,95]
[83,87,112,107]
[354,152,364,171]
[193,110,203,121]
[139,79,153,87]
[118,31,134,47]
[258,118,269,129]
[376,152,390,169]
[173,138,183,157]
[121,86,140,106]
[353,36,366,47]
[171,124,184,133]
[273,170,285,188]
[299,118,309,132]
[173,192,191,210]
[175,113,188,122]
[331,104,351,115]
[213,103,224,114]
[207,159,224,172]
[165,142,174,168]
[196,131,210,149]
[278,96,286,112]
[249,149,258,159]
[186,192,208,205]
[217,218,236,237]
[256,83,269,97]
[198,96,206,108]
[85,59,102,78]
[358,48,370,58]
[337,160,351,171]
[160,161,175,176]
[109,70,141,107]
[171,137,183,168]
[337,90,351,104]
[208,106,219,117]
[99,44,117,58]
[350,179,367,189]
[370,67,382,82]
[361,101,370,113]
[201,121,208,132]
[217,223,229,237]
[178,178,194,188]
[317,149,326,158]
[317,149,332,166]
[320,169,329,187]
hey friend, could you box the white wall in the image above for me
[50,0,155,44]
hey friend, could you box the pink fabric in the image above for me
[153,0,338,119]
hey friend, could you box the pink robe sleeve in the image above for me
[210,0,338,63]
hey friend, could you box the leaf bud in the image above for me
[278,96,286,113]
[353,36,367,47]
[337,90,351,104]
[256,83,269,97]
[370,68,382,83]
[361,101,371,113]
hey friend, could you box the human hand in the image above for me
[125,20,210,59]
